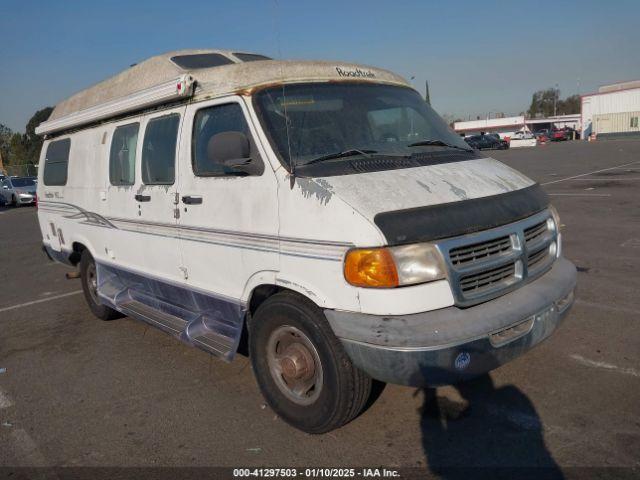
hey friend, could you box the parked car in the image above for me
[550,129,570,141]
[35,49,576,433]
[511,131,535,140]
[0,176,37,206]
[464,134,508,150]
[534,129,551,142]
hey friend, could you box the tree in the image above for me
[527,88,559,118]
[557,95,580,115]
[7,133,28,166]
[24,107,53,164]
[527,89,581,118]
[0,123,11,170]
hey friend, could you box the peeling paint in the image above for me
[496,175,519,191]
[416,180,432,193]
[296,177,334,205]
[443,180,468,200]
[276,278,318,299]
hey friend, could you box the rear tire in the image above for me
[80,250,122,321]
[249,291,372,433]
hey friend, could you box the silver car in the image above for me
[0,176,37,206]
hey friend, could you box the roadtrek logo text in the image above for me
[335,67,376,78]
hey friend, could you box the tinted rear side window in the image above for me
[192,103,252,176]
[170,53,234,69]
[109,123,139,186]
[233,53,271,62]
[43,138,71,186]
[142,114,180,185]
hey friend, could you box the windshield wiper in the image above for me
[304,148,377,165]
[408,139,473,152]
[304,148,410,166]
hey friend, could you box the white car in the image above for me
[35,49,576,433]
[0,176,37,206]
[512,130,535,140]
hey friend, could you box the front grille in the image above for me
[524,220,547,244]
[527,247,549,269]
[460,261,517,294]
[439,209,557,307]
[450,235,511,266]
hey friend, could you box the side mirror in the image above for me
[207,131,263,176]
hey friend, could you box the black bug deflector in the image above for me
[373,184,549,245]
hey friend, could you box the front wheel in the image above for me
[80,250,122,321]
[249,292,372,434]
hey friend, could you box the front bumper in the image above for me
[17,194,35,204]
[325,257,577,386]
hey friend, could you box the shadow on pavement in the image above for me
[418,373,563,479]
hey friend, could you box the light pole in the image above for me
[553,83,559,117]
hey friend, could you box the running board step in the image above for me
[96,262,245,362]
[119,300,187,334]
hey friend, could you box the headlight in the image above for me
[549,205,562,258]
[549,204,561,231]
[344,243,446,288]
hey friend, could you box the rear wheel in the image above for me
[249,291,371,433]
[80,250,121,321]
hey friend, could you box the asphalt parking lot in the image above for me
[1,139,639,477]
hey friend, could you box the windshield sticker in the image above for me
[335,67,375,78]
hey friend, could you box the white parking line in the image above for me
[541,160,640,186]
[548,193,611,197]
[570,354,640,378]
[567,177,640,181]
[0,290,83,314]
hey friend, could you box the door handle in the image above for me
[134,194,151,202]
[182,195,203,205]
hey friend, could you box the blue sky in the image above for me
[1,0,639,132]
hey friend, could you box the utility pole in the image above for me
[425,80,431,105]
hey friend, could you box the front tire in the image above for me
[249,292,372,434]
[80,250,122,321]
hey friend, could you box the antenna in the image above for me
[271,0,295,188]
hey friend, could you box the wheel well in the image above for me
[248,284,283,317]
[69,242,87,265]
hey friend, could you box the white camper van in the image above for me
[36,49,576,433]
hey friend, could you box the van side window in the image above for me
[109,123,139,186]
[43,138,71,186]
[141,114,180,185]
[192,103,251,176]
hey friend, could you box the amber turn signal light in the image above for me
[344,248,399,288]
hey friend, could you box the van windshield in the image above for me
[253,83,471,172]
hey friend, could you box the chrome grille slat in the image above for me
[437,209,557,307]
[524,220,547,243]
[450,236,511,265]
[460,262,516,292]
[527,248,549,269]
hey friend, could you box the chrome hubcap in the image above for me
[266,326,323,405]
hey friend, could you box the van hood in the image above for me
[294,157,544,245]
[299,157,534,218]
